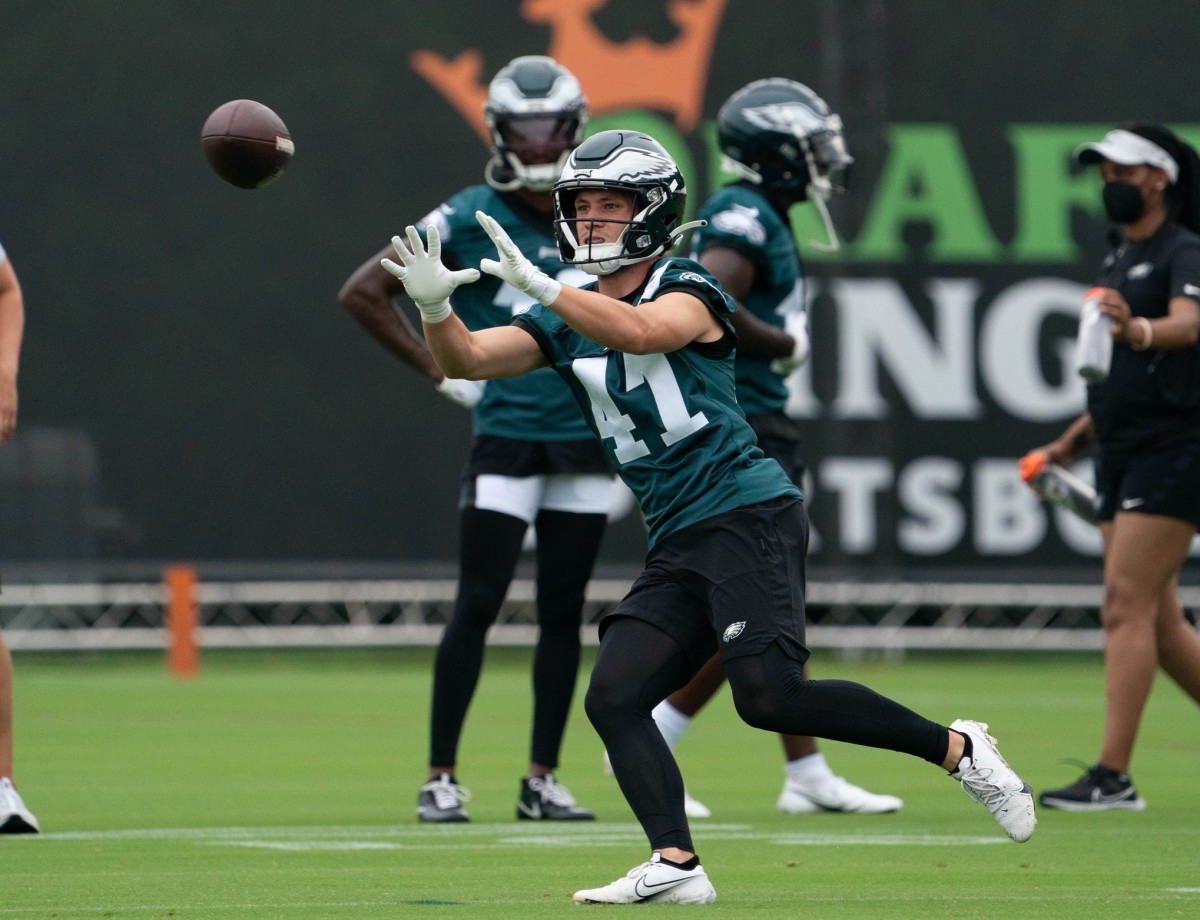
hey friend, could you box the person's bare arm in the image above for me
[1041,413,1096,466]
[423,313,547,380]
[1096,288,1200,351]
[0,258,24,445]
[548,285,721,354]
[338,243,444,383]
[699,246,793,358]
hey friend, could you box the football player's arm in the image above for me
[0,256,23,445]
[550,285,722,355]
[699,246,792,358]
[423,314,547,380]
[338,242,445,383]
[471,208,719,353]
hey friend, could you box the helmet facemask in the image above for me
[555,184,681,275]
[552,130,703,275]
[486,113,586,192]
[483,56,588,193]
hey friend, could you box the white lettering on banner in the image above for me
[814,456,1104,557]
[831,278,982,420]
[787,275,1087,423]
[980,278,1087,420]
[974,459,1046,554]
[897,458,964,555]
[820,458,893,553]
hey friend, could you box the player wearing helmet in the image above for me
[643,79,900,820]
[339,55,604,824]
[483,56,587,193]
[380,128,1035,903]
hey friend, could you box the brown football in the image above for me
[201,100,294,189]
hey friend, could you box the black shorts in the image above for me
[1095,437,1200,527]
[600,496,810,673]
[747,413,806,487]
[464,435,612,479]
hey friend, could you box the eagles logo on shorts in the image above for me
[722,621,747,643]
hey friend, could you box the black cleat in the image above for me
[417,773,470,823]
[517,774,595,820]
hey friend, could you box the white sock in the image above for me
[651,700,692,750]
[785,752,835,786]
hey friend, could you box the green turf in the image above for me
[3,647,1198,918]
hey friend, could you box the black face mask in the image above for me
[1102,181,1145,224]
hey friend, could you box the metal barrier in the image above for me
[5,575,1196,654]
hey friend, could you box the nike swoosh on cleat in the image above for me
[517,801,541,819]
[1093,789,1137,805]
[633,876,690,898]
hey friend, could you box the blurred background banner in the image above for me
[2,0,1198,583]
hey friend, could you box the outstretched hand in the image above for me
[381,224,480,323]
[476,211,562,307]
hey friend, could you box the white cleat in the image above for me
[777,775,903,814]
[950,719,1036,843]
[683,789,712,819]
[0,777,39,834]
[573,853,716,904]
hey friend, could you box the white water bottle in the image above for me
[1074,287,1113,383]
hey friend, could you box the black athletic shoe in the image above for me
[417,773,470,823]
[1039,763,1146,811]
[517,774,595,820]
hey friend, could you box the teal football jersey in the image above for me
[417,186,593,441]
[514,257,801,547]
[690,183,804,416]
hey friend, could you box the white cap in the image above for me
[1076,129,1178,184]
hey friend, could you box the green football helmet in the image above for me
[717,78,852,200]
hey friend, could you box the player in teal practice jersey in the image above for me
[381,129,1036,904]
[652,79,902,819]
[339,56,606,823]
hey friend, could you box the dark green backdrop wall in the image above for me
[2,1,1198,580]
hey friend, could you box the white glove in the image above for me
[381,224,480,323]
[475,210,561,306]
[770,311,811,375]
[436,376,486,409]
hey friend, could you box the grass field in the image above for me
[3,646,1198,918]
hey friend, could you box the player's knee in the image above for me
[583,670,641,731]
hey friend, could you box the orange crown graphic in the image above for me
[410,0,728,144]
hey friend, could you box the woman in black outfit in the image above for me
[1036,123,1200,811]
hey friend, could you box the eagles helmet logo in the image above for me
[607,151,679,182]
[742,102,829,138]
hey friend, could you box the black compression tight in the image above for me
[530,509,608,766]
[587,617,950,852]
[429,507,606,769]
